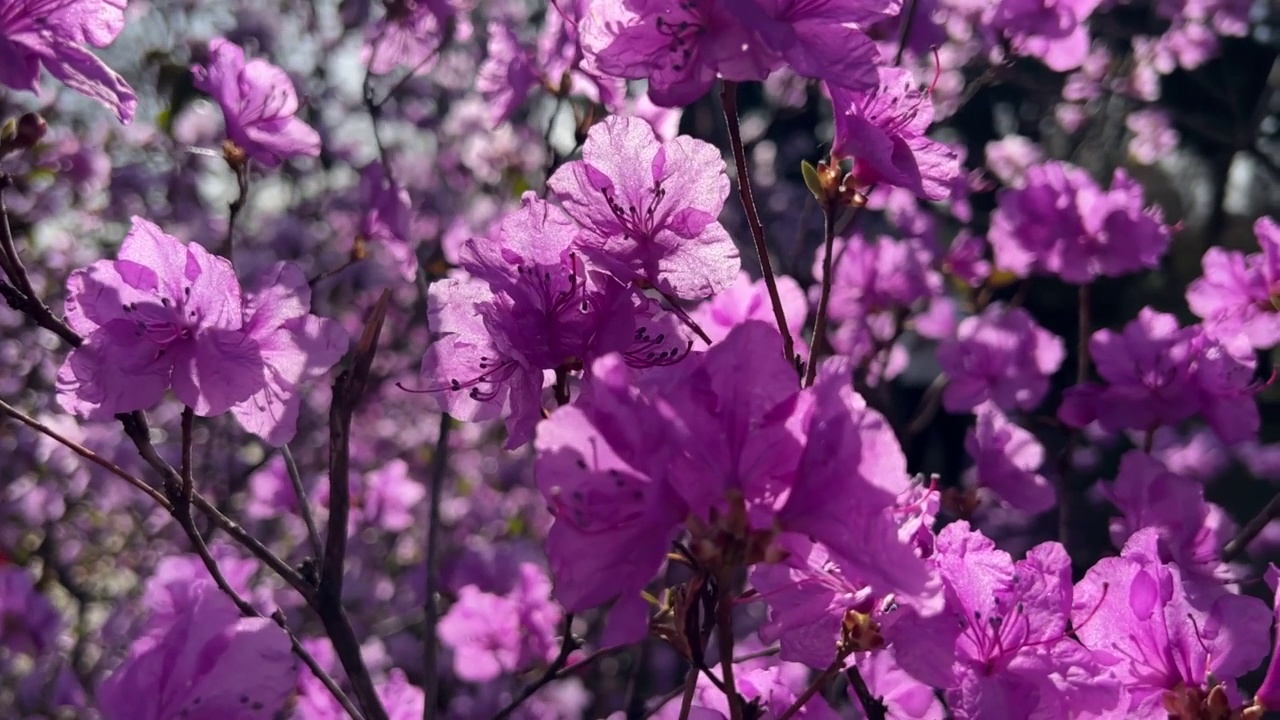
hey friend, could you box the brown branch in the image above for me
[1223,490,1280,561]
[282,444,324,560]
[222,161,250,263]
[423,414,452,719]
[846,665,888,720]
[715,580,743,720]
[0,399,170,509]
[719,81,796,368]
[491,614,581,720]
[318,290,392,720]
[805,207,839,387]
[776,655,845,720]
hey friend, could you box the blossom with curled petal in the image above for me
[0,0,136,122]
[192,38,321,167]
[828,66,960,201]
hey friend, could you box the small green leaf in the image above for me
[801,159,823,201]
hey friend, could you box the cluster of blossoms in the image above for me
[2,0,1280,719]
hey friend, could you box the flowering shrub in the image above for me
[2,1,1280,719]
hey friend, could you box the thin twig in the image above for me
[715,579,742,720]
[174,408,362,718]
[492,614,580,720]
[282,444,324,560]
[0,399,170,509]
[1223,490,1280,561]
[676,663,700,720]
[273,609,366,720]
[318,291,393,720]
[805,207,839,387]
[0,182,82,347]
[719,81,796,368]
[1058,285,1091,555]
[845,665,888,720]
[776,655,845,720]
[222,162,250,263]
[423,414,452,719]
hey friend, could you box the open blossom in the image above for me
[1254,564,1280,711]
[988,0,1102,72]
[57,217,266,420]
[549,115,738,300]
[964,402,1055,514]
[691,270,808,346]
[581,0,891,106]
[357,161,418,283]
[537,322,942,645]
[415,193,676,449]
[230,262,349,446]
[989,162,1171,282]
[580,0,776,107]
[0,0,136,122]
[828,67,959,201]
[476,21,538,126]
[937,303,1065,413]
[1060,307,1198,434]
[1187,216,1280,352]
[1104,450,1233,580]
[890,522,1120,719]
[1072,528,1272,717]
[363,0,461,75]
[437,563,561,683]
[749,535,879,669]
[97,580,296,720]
[1062,309,1260,444]
[655,659,842,719]
[192,38,321,167]
[536,353,689,644]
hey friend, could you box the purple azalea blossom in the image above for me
[937,303,1065,413]
[230,262,349,446]
[414,193,654,449]
[1187,216,1280,352]
[749,534,877,669]
[437,563,562,683]
[192,38,322,167]
[580,0,778,107]
[1104,451,1234,581]
[1059,307,1198,434]
[691,270,808,346]
[0,0,136,122]
[357,161,419,283]
[1254,564,1280,710]
[828,66,961,201]
[989,162,1171,283]
[535,353,689,645]
[964,402,1056,514]
[1072,528,1272,717]
[655,658,841,720]
[363,0,460,76]
[476,21,539,126]
[97,580,296,720]
[57,217,266,420]
[988,0,1102,72]
[890,521,1121,719]
[548,115,739,300]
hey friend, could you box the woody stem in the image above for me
[719,80,796,370]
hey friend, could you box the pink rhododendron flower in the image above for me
[192,38,322,167]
